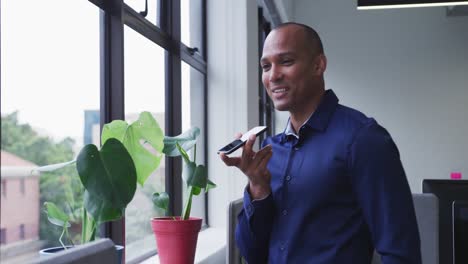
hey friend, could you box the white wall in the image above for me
[207,0,259,228]
[285,0,468,192]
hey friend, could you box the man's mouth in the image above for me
[271,87,288,94]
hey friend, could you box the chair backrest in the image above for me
[373,193,439,264]
[227,198,243,264]
[33,238,118,264]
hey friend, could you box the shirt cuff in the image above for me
[243,185,273,218]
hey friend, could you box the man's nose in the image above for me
[269,65,283,82]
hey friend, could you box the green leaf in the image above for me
[182,161,196,184]
[76,138,137,209]
[44,202,71,228]
[176,142,191,164]
[206,179,217,193]
[81,208,97,243]
[163,127,200,156]
[188,165,208,189]
[83,191,123,224]
[152,192,169,212]
[101,112,164,185]
[192,186,202,196]
[101,120,128,143]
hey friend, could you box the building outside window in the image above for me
[1,180,5,197]
[20,178,25,195]
[19,224,25,240]
[0,228,6,245]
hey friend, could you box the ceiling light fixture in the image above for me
[357,0,468,10]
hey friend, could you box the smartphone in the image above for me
[217,126,268,154]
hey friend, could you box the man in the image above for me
[220,22,421,263]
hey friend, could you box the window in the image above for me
[257,7,275,138]
[0,228,6,244]
[2,0,207,262]
[20,178,25,195]
[19,224,25,240]
[181,62,206,222]
[124,0,159,26]
[123,25,167,262]
[91,0,207,262]
[1,0,99,262]
[1,180,5,197]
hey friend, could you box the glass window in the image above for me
[124,0,159,26]
[0,229,6,245]
[1,0,99,261]
[123,25,166,262]
[1,180,6,197]
[0,0,99,263]
[181,0,203,54]
[181,62,206,223]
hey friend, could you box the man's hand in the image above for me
[219,133,273,199]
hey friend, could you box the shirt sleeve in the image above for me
[349,120,422,264]
[235,186,275,263]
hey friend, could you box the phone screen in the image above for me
[218,139,244,154]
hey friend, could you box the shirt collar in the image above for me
[281,89,339,141]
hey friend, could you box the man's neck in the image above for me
[289,90,325,133]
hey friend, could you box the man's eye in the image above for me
[261,64,271,71]
[281,59,293,65]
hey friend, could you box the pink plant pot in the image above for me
[151,217,202,264]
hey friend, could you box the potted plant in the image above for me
[151,128,215,264]
[36,111,168,262]
[36,111,214,264]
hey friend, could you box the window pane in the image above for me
[181,0,203,55]
[1,0,99,262]
[125,0,159,27]
[124,25,166,262]
[181,62,206,223]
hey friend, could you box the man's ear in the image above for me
[314,54,327,75]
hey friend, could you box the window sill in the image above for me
[138,227,226,264]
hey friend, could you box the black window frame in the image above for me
[88,0,208,261]
[257,7,274,141]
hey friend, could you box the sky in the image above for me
[1,0,191,148]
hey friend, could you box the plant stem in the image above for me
[182,186,194,220]
[193,144,197,163]
[59,227,67,250]
[81,207,87,244]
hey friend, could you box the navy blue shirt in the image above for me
[236,90,421,264]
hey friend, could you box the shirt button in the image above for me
[280,246,285,251]
[294,147,299,151]
[282,210,288,216]
[286,175,291,181]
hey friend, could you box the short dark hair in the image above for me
[273,22,324,55]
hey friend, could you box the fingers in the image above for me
[234,132,242,139]
[256,147,273,172]
[220,153,241,167]
[241,134,257,161]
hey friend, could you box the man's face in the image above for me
[260,26,323,112]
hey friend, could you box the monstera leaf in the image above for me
[177,143,208,190]
[101,112,164,185]
[163,127,200,157]
[83,190,123,224]
[44,202,70,228]
[76,138,137,209]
